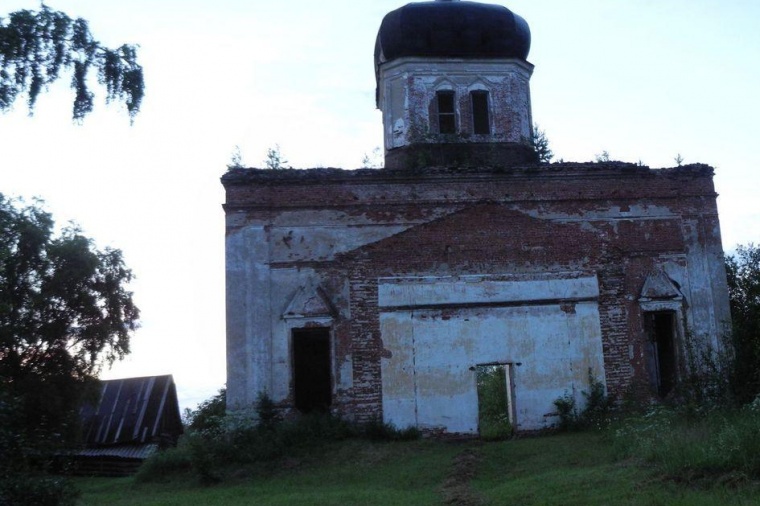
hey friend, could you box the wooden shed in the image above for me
[73,374,184,476]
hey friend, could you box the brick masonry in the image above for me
[222,162,731,429]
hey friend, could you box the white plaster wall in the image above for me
[680,217,732,351]
[269,225,410,263]
[267,267,355,402]
[380,275,605,432]
[226,210,435,410]
[225,224,271,409]
[379,273,599,308]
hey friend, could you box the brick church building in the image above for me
[222,0,731,432]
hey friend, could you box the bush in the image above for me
[140,394,364,484]
[362,419,420,442]
[553,369,615,431]
[187,435,223,485]
[255,391,281,430]
[581,373,616,429]
[0,391,81,505]
[553,393,579,431]
[726,244,760,403]
[184,387,226,437]
[134,444,192,483]
[142,389,423,484]
[0,474,79,506]
[139,412,416,483]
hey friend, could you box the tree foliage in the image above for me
[725,244,760,403]
[476,365,512,440]
[531,123,553,163]
[184,387,227,435]
[595,150,611,163]
[0,194,139,454]
[264,144,288,169]
[226,146,245,171]
[0,5,144,121]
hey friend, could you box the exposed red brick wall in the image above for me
[223,163,724,422]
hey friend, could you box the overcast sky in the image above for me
[1,0,758,412]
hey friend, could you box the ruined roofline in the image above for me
[221,162,715,187]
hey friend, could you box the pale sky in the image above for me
[1,0,758,412]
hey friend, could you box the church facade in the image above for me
[222,0,731,433]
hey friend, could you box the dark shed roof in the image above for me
[80,375,183,447]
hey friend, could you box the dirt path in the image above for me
[440,447,487,506]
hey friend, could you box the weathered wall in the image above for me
[223,163,731,431]
[377,58,534,151]
[379,274,604,432]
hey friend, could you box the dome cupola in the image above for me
[375,0,531,73]
[375,0,537,169]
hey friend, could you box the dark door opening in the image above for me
[471,91,490,135]
[644,312,678,397]
[292,328,332,413]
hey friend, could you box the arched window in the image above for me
[471,90,490,135]
[436,90,456,134]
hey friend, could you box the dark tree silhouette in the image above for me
[0,195,139,497]
[531,123,553,163]
[0,5,144,121]
[726,244,760,402]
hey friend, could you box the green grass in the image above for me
[76,440,458,506]
[474,433,760,505]
[612,406,760,482]
[76,433,760,506]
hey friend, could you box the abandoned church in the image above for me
[222,0,731,433]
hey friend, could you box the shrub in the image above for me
[141,389,422,484]
[362,418,420,442]
[185,387,226,437]
[581,372,616,429]
[553,369,615,431]
[0,391,81,505]
[553,393,579,431]
[255,392,281,430]
[134,443,192,483]
[277,412,357,446]
[726,244,760,404]
[187,435,223,485]
[0,474,79,506]
[140,407,360,483]
[678,328,735,414]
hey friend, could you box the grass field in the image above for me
[75,432,760,506]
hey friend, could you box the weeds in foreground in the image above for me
[81,432,760,506]
[553,369,615,431]
[612,398,760,483]
[137,394,419,485]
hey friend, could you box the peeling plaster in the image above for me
[380,275,605,432]
[223,164,730,432]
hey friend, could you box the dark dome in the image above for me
[375,0,531,69]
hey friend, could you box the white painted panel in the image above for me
[270,225,411,263]
[380,290,605,432]
[415,363,478,433]
[380,313,416,428]
[378,273,599,308]
[383,398,416,429]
